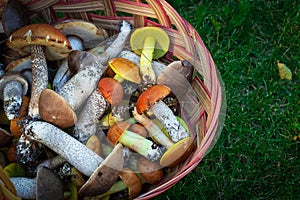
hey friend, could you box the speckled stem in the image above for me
[151,100,190,142]
[28,45,48,117]
[10,177,36,199]
[132,109,174,149]
[119,130,163,161]
[3,81,23,120]
[74,89,107,143]
[25,121,104,176]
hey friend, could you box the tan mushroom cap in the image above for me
[106,121,131,145]
[6,24,72,61]
[98,77,124,106]
[108,57,142,84]
[39,89,77,129]
[160,137,194,167]
[54,20,108,49]
[130,27,170,59]
[119,168,142,199]
[78,143,124,197]
[137,157,164,185]
[135,84,171,114]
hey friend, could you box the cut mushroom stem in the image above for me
[0,72,28,120]
[133,108,193,167]
[24,121,124,196]
[107,122,163,161]
[10,167,64,200]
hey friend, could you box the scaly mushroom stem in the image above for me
[25,121,104,176]
[10,177,36,199]
[132,108,173,149]
[151,100,189,142]
[28,45,48,117]
[74,89,107,143]
[140,36,156,85]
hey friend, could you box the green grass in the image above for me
[155,1,300,199]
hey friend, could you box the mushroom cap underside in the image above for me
[6,24,72,60]
[0,71,28,100]
[130,27,170,59]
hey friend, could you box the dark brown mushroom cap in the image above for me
[6,24,72,60]
[135,84,171,114]
[38,89,77,129]
[137,157,163,185]
[106,122,131,145]
[160,137,194,167]
[119,168,142,199]
[0,128,12,148]
[78,143,124,197]
[36,167,64,200]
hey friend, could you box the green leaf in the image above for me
[277,61,292,80]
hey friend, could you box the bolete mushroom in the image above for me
[130,27,170,86]
[24,121,124,196]
[10,167,64,200]
[0,72,28,120]
[132,108,193,167]
[107,121,163,161]
[6,23,72,117]
[135,84,190,143]
[90,168,142,200]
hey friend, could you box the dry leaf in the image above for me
[277,61,292,80]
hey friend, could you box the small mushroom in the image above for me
[6,24,72,117]
[136,84,190,142]
[10,167,64,200]
[106,121,163,161]
[130,27,170,86]
[0,72,28,120]
[98,77,124,107]
[24,121,124,196]
[90,168,142,200]
[132,108,193,167]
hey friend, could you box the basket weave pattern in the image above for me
[2,0,225,198]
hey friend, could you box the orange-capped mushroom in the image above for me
[98,77,124,106]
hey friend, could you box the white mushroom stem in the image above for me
[132,108,174,149]
[28,45,48,117]
[74,89,107,143]
[3,81,23,120]
[10,177,36,199]
[57,21,132,111]
[25,121,104,176]
[151,100,190,142]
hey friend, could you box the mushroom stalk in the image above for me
[25,121,104,176]
[151,100,189,142]
[74,89,107,143]
[28,45,48,117]
[10,177,36,199]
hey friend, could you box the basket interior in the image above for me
[0,0,226,198]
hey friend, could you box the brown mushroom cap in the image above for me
[137,157,164,185]
[98,77,124,106]
[130,27,170,59]
[135,84,171,114]
[38,89,77,129]
[108,57,142,84]
[160,137,194,167]
[78,143,124,197]
[129,123,148,138]
[106,122,131,145]
[6,24,72,61]
[54,20,108,50]
[0,128,12,148]
[119,168,142,199]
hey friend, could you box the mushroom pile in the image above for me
[0,18,196,200]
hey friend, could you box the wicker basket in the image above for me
[0,0,226,199]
